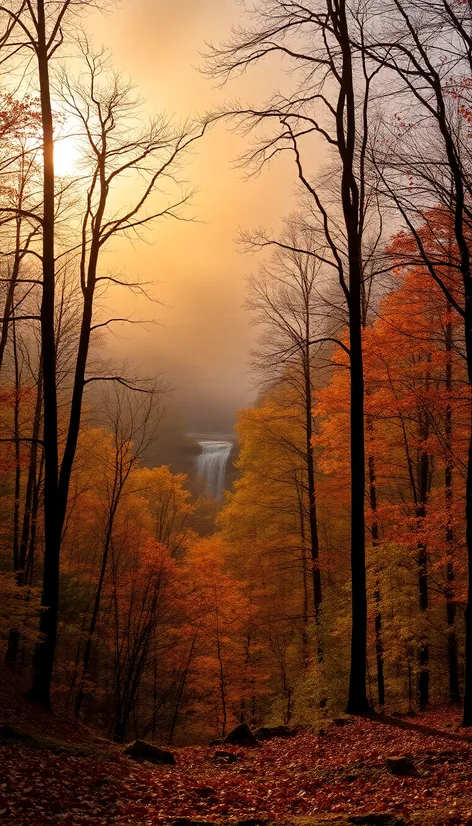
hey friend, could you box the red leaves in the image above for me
[2,712,472,824]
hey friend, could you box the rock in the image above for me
[255,725,299,741]
[385,755,417,776]
[211,749,242,764]
[124,739,175,765]
[331,717,353,727]
[224,723,259,747]
[349,815,406,826]
[208,738,223,746]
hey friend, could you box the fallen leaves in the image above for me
[1,710,472,824]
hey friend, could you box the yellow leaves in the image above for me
[133,465,196,556]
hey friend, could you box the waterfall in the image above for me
[196,440,232,500]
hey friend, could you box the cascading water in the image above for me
[196,441,232,500]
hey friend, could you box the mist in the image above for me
[89,0,297,441]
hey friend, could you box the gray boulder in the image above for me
[385,755,417,776]
[224,723,259,747]
[124,739,175,765]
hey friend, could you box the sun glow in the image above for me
[54,134,81,177]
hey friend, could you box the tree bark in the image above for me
[334,0,369,715]
[0,198,25,374]
[417,403,431,709]
[25,450,43,586]
[347,301,369,713]
[29,0,60,710]
[167,633,197,746]
[304,347,322,618]
[368,450,385,708]
[5,312,22,667]
[74,482,122,718]
[444,307,460,703]
[18,363,43,583]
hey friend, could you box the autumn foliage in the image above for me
[3,7,472,820]
[2,206,472,743]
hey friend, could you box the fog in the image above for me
[89,0,298,441]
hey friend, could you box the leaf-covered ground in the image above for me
[2,713,472,825]
[1,677,472,826]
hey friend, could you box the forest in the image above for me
[1,1,472,824]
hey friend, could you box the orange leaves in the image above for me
[5,712,472,824]
[180,536,266,733]
[0,93,41,143]
[134,466,196,556]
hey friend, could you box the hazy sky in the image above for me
[88,0,297,434]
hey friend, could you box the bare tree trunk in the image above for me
[303,354,323,661]
[0,269,15,373]
[465,414,472,723]
[336,0,369,715]
[12,310,21,574]
[167,632,198,746]
[112,643,152,743]
[7,352,42,666]
[74,483,120,718]
[297,479,310,669]
[74,514,113,719]
[18,363,43,583]
[5,313,22,667]
[435,75,472,725]
[29,0,60,709]
[444,306,460,703]
[367,450,385,708]
[301,548,310,670]
[239,629,254,724]
[347,291,368,713]
[25,450,43,586]
[151,657,158,740]
[0,203,24,374]
[417,407,431,709]
[215,606,227,738]
[390,364,431,708]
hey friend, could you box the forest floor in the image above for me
[1,673,472,825]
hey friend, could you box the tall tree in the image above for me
[366,0,472,723]
[246,231,328,645]
[74,383,161,719]
[0,8,205,707]
[208,0,385,712]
